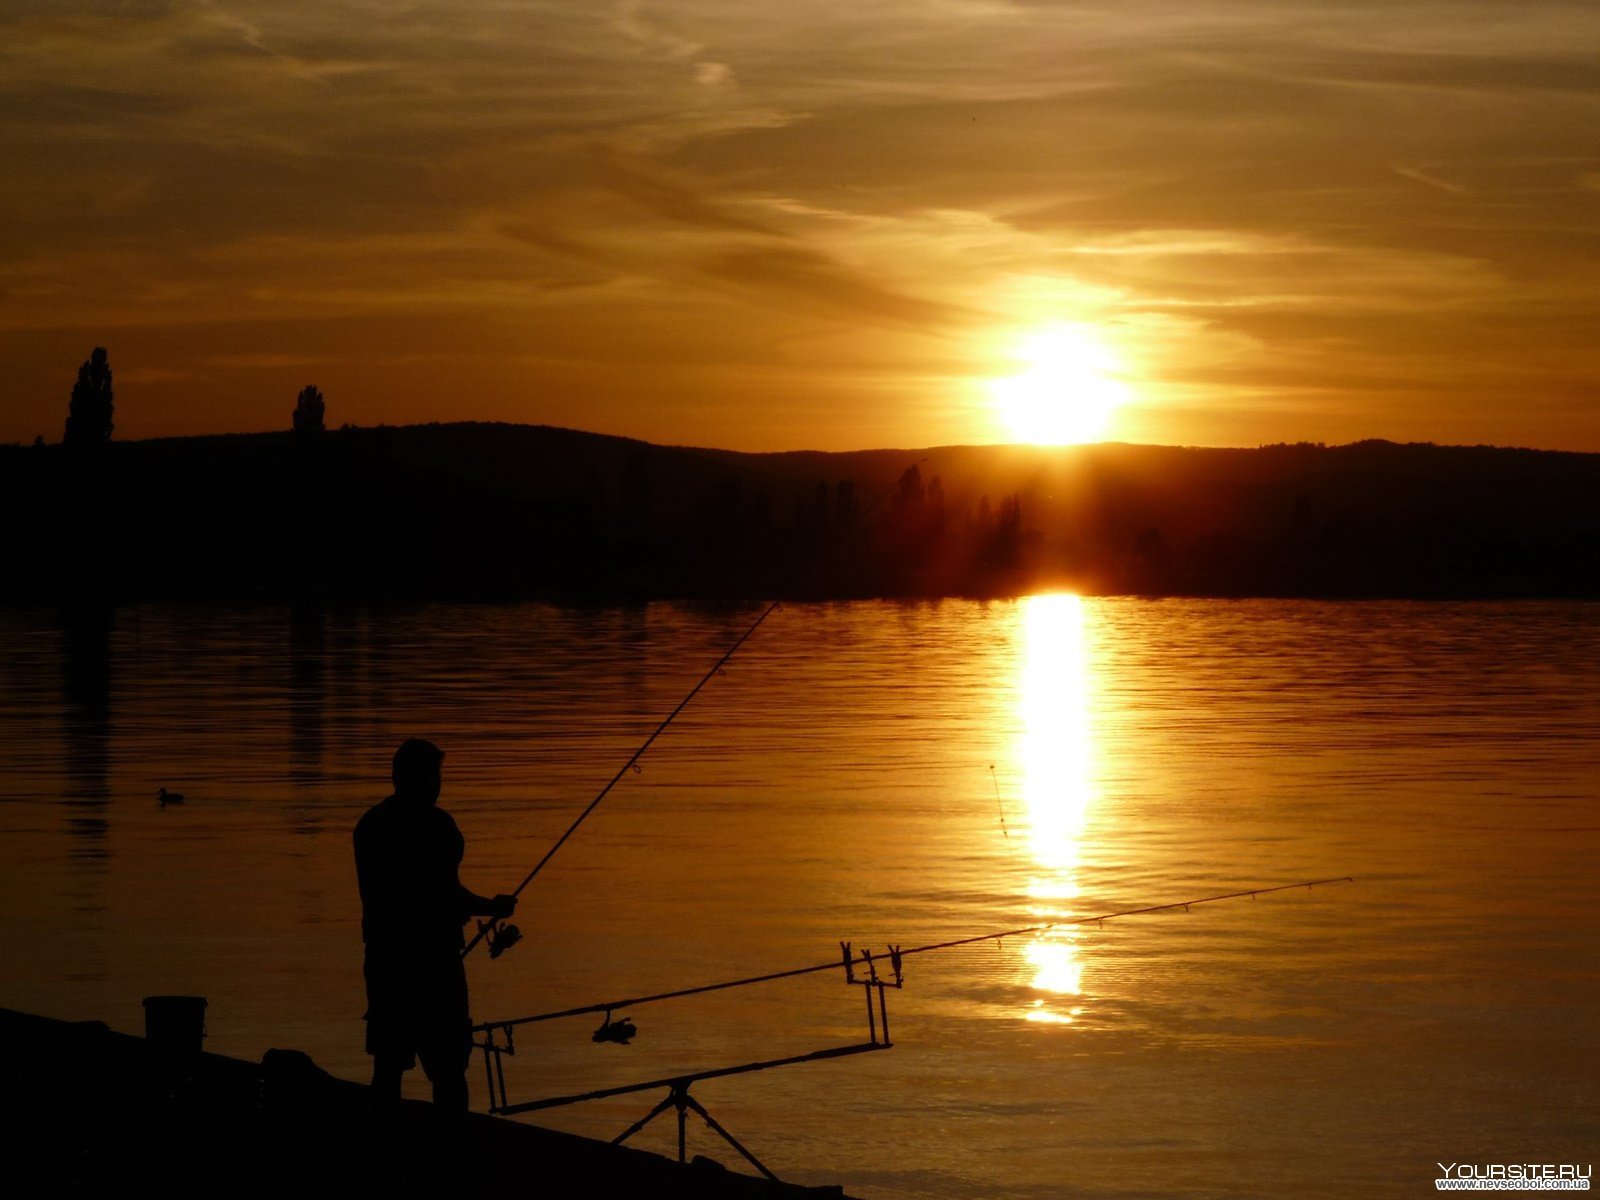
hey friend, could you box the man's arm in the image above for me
[439,810,515,921]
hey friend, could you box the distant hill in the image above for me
[5,422,1598,602]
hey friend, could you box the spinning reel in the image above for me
[481,920,523,960]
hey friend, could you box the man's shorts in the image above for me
[363,945,472,1081]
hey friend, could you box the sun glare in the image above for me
[1012,592,1098,1024]
[990,325,1130,445]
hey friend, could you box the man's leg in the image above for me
[418,1034,473,1125]
[369,1053,408,1124]
[416,960,474,1125]
[363,952,409,1119]
[431,1070,468,1113]
[371,1057,405,1107]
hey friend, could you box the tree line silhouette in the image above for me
[5,347,1599,602]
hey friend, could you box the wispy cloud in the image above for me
[1,0,1597,448]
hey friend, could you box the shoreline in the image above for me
[0,1004,857,1199]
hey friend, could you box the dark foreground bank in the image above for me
[0,1006,857,1199]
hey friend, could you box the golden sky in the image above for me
[3,1,1598,450]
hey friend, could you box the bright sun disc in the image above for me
[990,325,1130,445]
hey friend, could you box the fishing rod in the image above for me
[473,875,1354,1035]
[465,459,928,961]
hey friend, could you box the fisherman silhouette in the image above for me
[354,738,515,1114]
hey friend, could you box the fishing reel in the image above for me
[592,1010,637,1045]
[481,920,523,960]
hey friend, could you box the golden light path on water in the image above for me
[1015,593,1096,1025]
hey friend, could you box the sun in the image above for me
[989,324,1131,445]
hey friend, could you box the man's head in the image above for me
[392,738,444,806]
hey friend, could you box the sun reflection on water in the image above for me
[1013,593,1097,1024]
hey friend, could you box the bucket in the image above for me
[142,995,207,1058]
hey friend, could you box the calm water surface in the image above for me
[1,599,1596,1198]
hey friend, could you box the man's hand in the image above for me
[489,894,517,921]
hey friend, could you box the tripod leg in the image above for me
[613,1091,678,1146]
[682,1093,780,1182]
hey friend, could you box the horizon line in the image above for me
[8,419,1594,461]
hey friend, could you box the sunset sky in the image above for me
[3,1,1598,450]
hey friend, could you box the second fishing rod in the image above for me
[464,460,928,960]
[475,875,1355,1036]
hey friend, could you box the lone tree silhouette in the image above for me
[293,385,325,435]
[64,347,114,446]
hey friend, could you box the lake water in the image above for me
[1,598,1596,1198]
